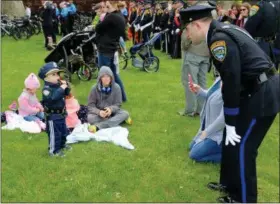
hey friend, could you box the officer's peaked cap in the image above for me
[180,5,215,25]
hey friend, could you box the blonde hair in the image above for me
[241,2,251,13]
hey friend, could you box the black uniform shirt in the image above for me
[245,1,280,38]
[42,81,71,112]
[207,20,273,126]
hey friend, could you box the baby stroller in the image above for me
[119,30,166,72]
[44,30,98,82]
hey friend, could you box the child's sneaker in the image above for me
[125,117,133,125]
[49,151,65,157]
[63,144,72,151]
[9,101,17,111]
[88,125,97,133]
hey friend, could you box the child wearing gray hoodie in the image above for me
[87,66,132,133]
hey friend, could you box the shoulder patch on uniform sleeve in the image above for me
[210,40,227,62]
[250,5,259,16]
[43,89,50,96]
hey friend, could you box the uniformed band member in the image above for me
[153,2,164,49]
[244,0,280,67]
[133,0,145,44]
[140,0,153,42]
[167,1,176,56]
[171,0,185,58]
[128,0,138,44]
[180,5,279,203]
[38,62,72,157]
[160,2,170,52]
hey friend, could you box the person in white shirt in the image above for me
[25,2,32,18]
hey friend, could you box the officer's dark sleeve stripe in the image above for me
[224,107,240,116]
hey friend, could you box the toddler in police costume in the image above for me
[38,62,72,157]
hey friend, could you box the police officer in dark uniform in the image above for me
[38,62,71,157]
[180,5,279,203]
[244,0,280,67]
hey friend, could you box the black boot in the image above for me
[207,182,227,192]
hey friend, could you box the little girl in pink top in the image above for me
[18,73,46,130]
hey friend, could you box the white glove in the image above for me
[171,30,174,35]
[175,28,180,34]
[225,125,241,146]
[135,24,139,32]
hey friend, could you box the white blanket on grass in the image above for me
[1,111,41,133]
[66,123,135,150]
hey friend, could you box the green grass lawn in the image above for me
[1,34,279,202]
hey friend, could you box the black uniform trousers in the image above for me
[42,25,56,47]
[46,116,68,154]
[258,40,277,66]
[131,27,136,45]
[142,28,151,43]
[172,33,181,59]
[219,92,277,203]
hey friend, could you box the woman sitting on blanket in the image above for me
[18,73,46,130]
[188,76,224,163]
[87,66,132,133]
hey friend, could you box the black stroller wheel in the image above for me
[77,63,92,81]
[143,56,160,73]
[120,54,128,70]
[90,64,98,79]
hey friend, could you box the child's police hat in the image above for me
[38,62,62,80]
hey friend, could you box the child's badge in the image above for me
[210,40,227,62]
[43,89,50,96]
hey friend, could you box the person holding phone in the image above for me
[188,75,224,163]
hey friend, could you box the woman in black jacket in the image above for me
[95,1,127,102]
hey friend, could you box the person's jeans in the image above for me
[24,112,45,122]
[98,52,127,102]
[189,138,222,163]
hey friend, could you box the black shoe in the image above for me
[217,196,239,203]
[207,182,227,192]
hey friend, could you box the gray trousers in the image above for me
[182,51,210,114]
[87,109,129,129]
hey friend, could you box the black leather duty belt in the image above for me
[45,109,66,114]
